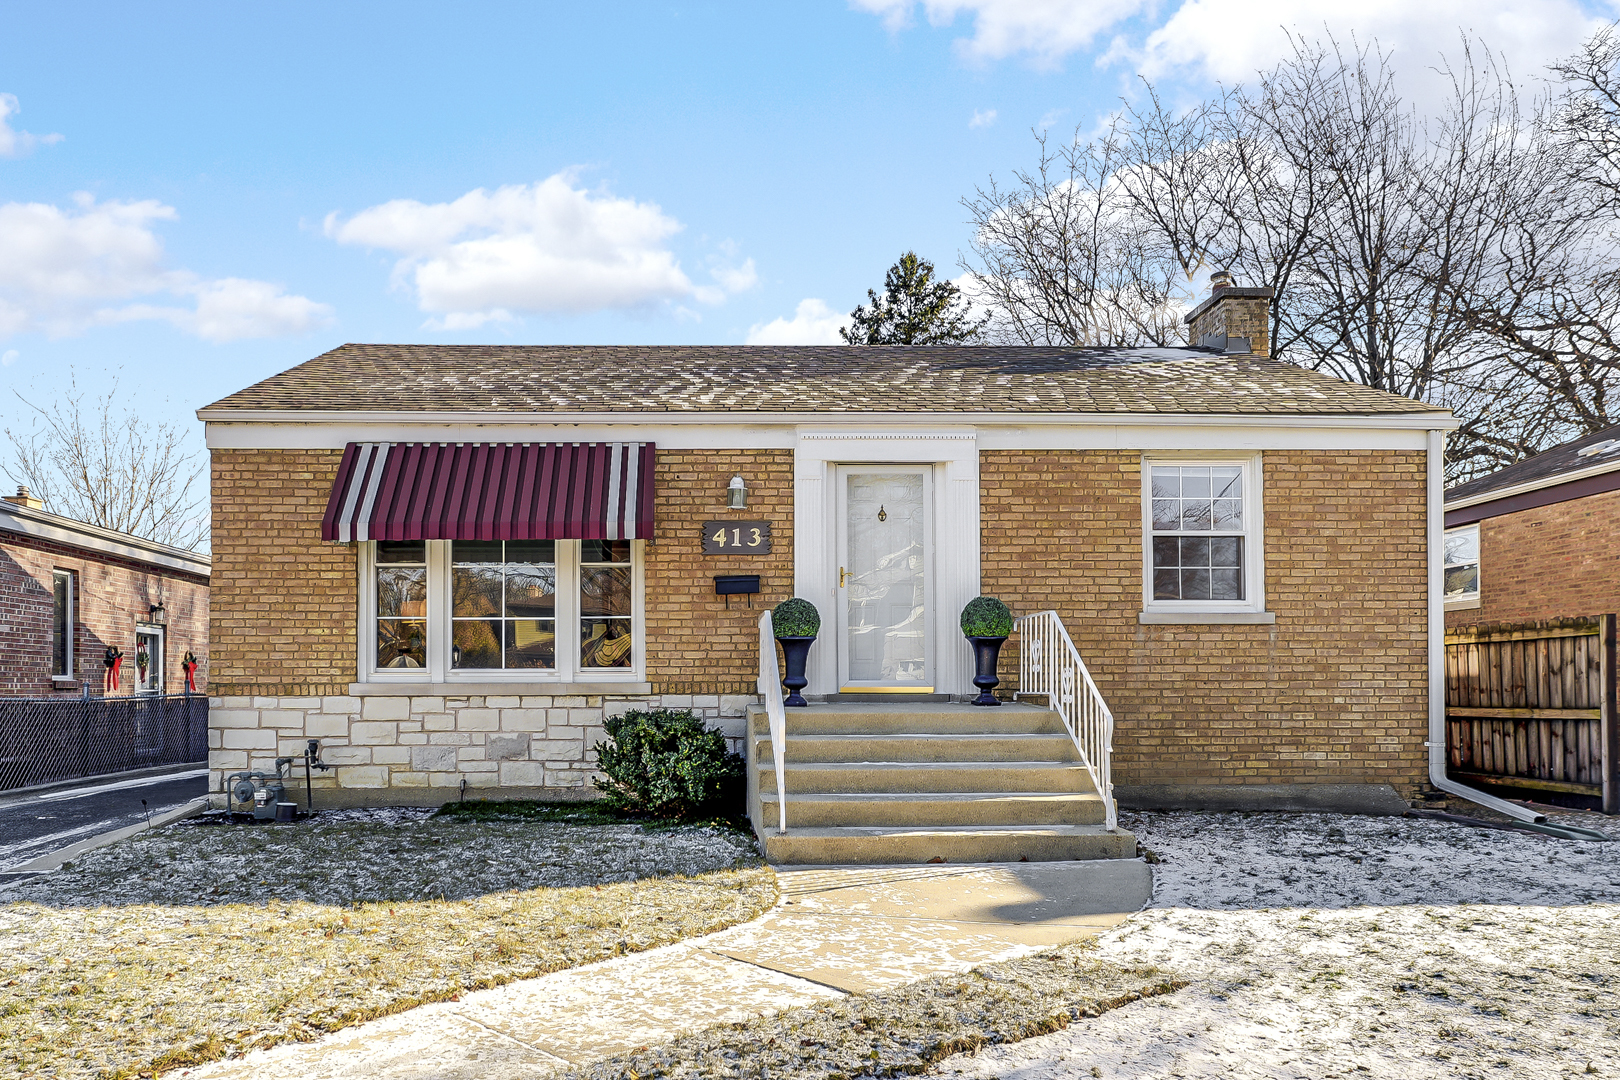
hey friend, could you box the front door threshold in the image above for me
[820,691,952,704]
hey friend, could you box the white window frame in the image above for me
[358,539,646,684]
[1443,523,1482,610]
[1140,453,1269,621]
[51,570,74,681]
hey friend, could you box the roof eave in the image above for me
[1445,454,1620,511]
[197,407,1457,429]
[0,502,211,576]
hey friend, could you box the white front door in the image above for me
[835,465,933,692]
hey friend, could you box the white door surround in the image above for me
[794,428,980,698]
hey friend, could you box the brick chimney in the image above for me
[3,486,43,511]
[1184,271,1275,357]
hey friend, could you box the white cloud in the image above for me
[852,0,1148,66]
[326,174,751,326]
[0,193,332,342]
[855,0,1607,93]
[970,108,999,128]
[0,93,62,158]
[710,257,759,294]
[745,298,850,345]
[1,349,17,367]
[1136,0,1606,90]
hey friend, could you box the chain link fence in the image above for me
[0,694,208,793]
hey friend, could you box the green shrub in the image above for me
[591,708,745,819]
[772,597,821,637]
[960,596,1013,638]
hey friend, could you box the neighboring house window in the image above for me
[1142,456,1265,615]
[363,540,643,680]
[1444,525,1481,606]
[52,570,74,678]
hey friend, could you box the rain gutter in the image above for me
[1427,428,1544,824]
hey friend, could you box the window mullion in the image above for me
[429,540,449,681]
[560,541,580,679]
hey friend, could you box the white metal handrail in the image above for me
[757,610,789,832]
[1013,610,1117,831]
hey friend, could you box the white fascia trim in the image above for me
[206,411,1457,451]
[0,505,211,577]
[199,407,1457,426]
[1444,455,1620,512]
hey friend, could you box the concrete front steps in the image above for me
[746,702,1136,865]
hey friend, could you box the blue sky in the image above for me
[0,0,1613,443]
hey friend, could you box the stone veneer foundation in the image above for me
[208,692,756,806]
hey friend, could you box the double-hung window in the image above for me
[1443,524,1480,608]
[363,539,643,681]
[1142,456,1268,620]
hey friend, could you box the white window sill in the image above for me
[1444,597,1482,611]
[1139,611,1276,625]
[51,676,80,686]
[348,680,652,697]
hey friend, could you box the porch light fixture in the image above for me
[147,602,166,625]
[726,475,748,509]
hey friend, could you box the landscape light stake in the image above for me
[141,799,151,828]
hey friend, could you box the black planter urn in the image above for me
[968,636,1007,706]
[776,635,815,707]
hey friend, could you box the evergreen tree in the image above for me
[840,251,987,345]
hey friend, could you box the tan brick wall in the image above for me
[0,534,207,695]
[210,448,355,696]
[1446,488,1620,628]
[981,449,1429,795]
[644,448,794,694]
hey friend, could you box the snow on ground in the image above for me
[0,807,761,907]
[932,809,1620,1079]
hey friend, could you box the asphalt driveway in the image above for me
[0,768,207,870]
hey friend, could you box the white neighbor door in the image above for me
[835,465,934,692]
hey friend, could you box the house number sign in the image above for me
[702,520,772,554]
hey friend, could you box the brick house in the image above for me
[199,279,1474,851]
[0,488,210,697]
[1444,424,1620,627]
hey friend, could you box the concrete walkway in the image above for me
[176,859,1152,1080]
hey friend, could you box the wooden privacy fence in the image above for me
[1445,616,1618,813]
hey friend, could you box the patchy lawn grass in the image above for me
[931,809,1620,1080]
[0,807,776,1080]
[564,944,1182,1080]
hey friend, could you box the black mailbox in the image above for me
[713,574,760,596]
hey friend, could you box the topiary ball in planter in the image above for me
[960,596,1013,639]
[772,597,820,707]
[772,597,821,638]
[960,596,1013,706]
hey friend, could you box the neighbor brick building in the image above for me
[0,489,209,697]
[1444,425,1620,627]
[200,278,1459,833]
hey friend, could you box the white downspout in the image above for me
[1426,428,1545,823]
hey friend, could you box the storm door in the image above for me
[835,465,933,692]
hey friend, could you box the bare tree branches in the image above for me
[3,375,208,551]
[961,26,1620,483]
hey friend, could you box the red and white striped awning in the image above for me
[321,442,655,543]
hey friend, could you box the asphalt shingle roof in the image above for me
[1446,422,1620,503]
[201,344,1447,417]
